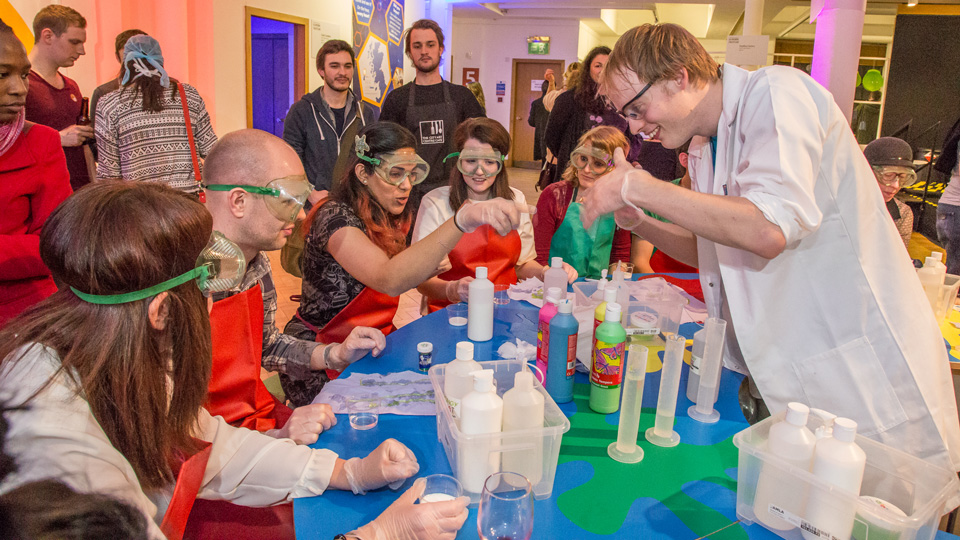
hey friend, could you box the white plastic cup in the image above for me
[419,474,463,503]
[446,303,468,326]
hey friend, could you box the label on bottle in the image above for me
[689,353,702,375]
[767,505,839,540]
[565,333,577,376]
[537,319,550,364]
[591,339,625,388]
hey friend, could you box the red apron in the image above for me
[207,285,292,431]
[298,285,400,379]
[427,225,520,312]
[649,249,698,275]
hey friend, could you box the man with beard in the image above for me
[283,39,372,208]
[379,19,484,219]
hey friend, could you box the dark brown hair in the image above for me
[307,122,416,257]
[121,60,180,114]
[0,181,213,491]
[32,5,85,43]
[316,39,355,72]
[448,118,515,211]
[404,19,444,57]
[114,29,146,62]
[575,46,611,114]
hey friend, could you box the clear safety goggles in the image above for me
[203,175,311,223]
[444,149,507,178]
[358,151,430,187]
[571,146,615,176]
[71,231,246,304]
[873,166,917,187]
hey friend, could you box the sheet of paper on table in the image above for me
[313,371,436,416]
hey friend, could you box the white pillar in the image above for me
[743,0,765,36]
[810,0,867,122]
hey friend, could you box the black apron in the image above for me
[406,82,460,215]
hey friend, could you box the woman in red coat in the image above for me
[0,21,71,328]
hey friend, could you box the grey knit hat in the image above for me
[864,137,915,169]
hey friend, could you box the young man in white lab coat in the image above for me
[582,23,960,474]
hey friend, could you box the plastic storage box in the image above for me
[428,359,571,505]
[733,411,959,540]
[935,273,960,321]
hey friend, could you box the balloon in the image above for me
[862,69,883,92]
[856,72,862,88]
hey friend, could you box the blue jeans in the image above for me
[936,203,960,275]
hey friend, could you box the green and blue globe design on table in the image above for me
[292,292,959,539]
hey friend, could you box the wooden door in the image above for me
[510,59,564,169]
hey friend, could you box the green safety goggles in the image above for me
[571,145,615,175]
[202,175,311,223]
[444,149,507,178]
[70,231,246,304]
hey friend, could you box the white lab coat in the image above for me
[689,64,960,472]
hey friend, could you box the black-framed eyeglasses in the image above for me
[605,81,652,120]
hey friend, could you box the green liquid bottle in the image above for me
[590,302,627,413]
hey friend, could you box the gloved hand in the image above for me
[445,277,474,303]
[580,147,653,229]
[560,262,578,283]
[343,439,419,495]
[326,327,387,371]
[434,256,452,277]
[353,478,469,540]
[614,206,645,230]
[267,403,336,445]
[455,198,536,236]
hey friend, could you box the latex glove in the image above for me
[266,403,336,445]
[445,277,474,303]
[455,198,536,236]
[343,439,419,495]
[353,478,469,540]
[60,124,95,147]
[434,256,452,277]
[560,262,578,283]
[580,147,653,229]
[326,327,386,371]
[614,206,645,230]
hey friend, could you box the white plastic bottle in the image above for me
[918,253,947,314]
[543,257,568,301]
[501,370,545,485]
[459,370,504,494]
[467,266,494,342]
[443,341,482,424]
[802,417,866,540]
[753,402,817,531]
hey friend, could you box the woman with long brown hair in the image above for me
[412,118,576,312]
[95,34,216,193]
[0,181,467,539]
[284,122,531,390]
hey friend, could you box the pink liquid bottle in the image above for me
[536,287,563,382]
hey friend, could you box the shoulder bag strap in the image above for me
[177,82,202,187]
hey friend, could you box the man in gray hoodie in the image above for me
[283,39,371,209]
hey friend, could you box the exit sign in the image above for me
[527,36,550,55]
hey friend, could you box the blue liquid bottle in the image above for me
[545,299,578,403]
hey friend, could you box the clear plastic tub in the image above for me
[572,279,684,344]
[935,274,960,321]
[428,360,571,506]
[733,411,959,540]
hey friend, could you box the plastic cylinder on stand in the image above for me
[687,317,727,423]
[467,266,494,342]
[546,298,578,403]
[589,302,626,414]
[645,333,685,447]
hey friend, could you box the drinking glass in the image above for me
[494,284,511,305]
[477,472,533,540]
